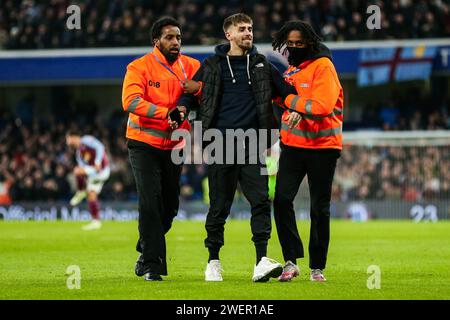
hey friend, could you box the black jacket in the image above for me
[178,44,295,132]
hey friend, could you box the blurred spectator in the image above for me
[16,94,35,126]
[54,164,71,199]
[379,100,400,130]
[1,0,450,50]
[0,170,13,205]
[103,181,128,201]
[180,164,207,201]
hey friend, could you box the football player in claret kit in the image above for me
[66,130,110,230]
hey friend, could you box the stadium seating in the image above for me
[1,0,450,50]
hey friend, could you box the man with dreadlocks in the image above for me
[271,20,344,282]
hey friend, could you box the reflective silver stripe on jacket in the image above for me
[281,123,342,139]
[301,107,344,121]
[128,119,171,139]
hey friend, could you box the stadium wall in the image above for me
[1,39,450,85]
[0,200,448,221]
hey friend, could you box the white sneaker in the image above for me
[82,220,102,231]
[70,191,87,206]
[205,260,223,282]
[252,257,283,282]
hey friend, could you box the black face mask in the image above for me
[287,46,310,66]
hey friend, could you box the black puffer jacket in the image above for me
[179,44,295,133]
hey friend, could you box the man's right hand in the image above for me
[168,106,187,130]
[287,111,302,129]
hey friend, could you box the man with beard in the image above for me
[272,20,344,282]
[179,13,296,282]
[122,17,200,281]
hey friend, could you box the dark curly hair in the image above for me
[272,20,322,55]
[151,17,181,44]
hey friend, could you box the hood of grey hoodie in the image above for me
[214,43,258,84]
[214,43,258,57]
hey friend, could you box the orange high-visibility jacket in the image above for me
[281,56,344,150]
[122,47,200,150]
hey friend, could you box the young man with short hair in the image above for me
[179,13,296,282]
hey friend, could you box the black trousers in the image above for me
[128,139,182,276]
[205,161,272,251]
[273,143,340,270]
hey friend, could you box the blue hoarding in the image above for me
[0,42,449,84]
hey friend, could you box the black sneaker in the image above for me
[135,254,146,277]
[144,273,162,281]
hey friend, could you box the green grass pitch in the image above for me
[1,220,449,300]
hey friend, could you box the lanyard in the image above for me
[152,53,187,84]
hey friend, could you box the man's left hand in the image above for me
[182,80,200,94]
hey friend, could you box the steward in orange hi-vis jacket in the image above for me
[271,21,343,283]
[122,39,200,150]
[279,45,343,150]
[123,17,200,282]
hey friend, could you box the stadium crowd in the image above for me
[358,87,450,130]
[1,0,450,49]
[0,91,449,205]
[0,105,208,205]
[333,144,450,203]
[0,109,131,204]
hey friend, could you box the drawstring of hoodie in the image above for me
[226,54,252,85]
[226,55,236,84]
[246,54,251,85]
